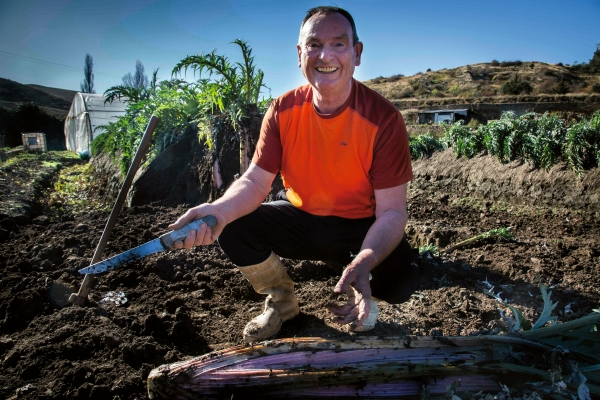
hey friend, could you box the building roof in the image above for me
[418,109,469,114]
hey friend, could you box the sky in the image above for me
[1,0,599,99]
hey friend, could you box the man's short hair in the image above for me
[299,6,359,46]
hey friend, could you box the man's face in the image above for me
[297,12,363,97]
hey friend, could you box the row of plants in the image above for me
[92,40,269,175]
[409,111,600,178]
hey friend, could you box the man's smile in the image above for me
[316,67,339,73]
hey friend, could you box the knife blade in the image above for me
[78,215,217,275]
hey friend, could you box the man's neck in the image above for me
[312,80,353,115]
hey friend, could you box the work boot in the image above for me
[238,252,299,343]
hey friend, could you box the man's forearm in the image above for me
[354,208,407,271]
[213,175,268,224]
[211,163,275,225]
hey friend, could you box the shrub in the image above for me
[501,75,533,95]
[388,88,414,99]
[490,60,500,66]
[553,80,570,94]
[500,60,523,67]
[448,85,461,97]
[387,74,404,82]
[398,88,415,98]
[591,82,600,93]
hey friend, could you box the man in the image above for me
[169,6,418,343]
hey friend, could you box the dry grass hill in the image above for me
[365,61,600,100]
[363,60,600,124]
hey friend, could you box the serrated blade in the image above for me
[77,215,217,275]
[78,239,165,275]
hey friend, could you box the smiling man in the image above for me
[169,6,418,343]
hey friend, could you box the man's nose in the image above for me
[319,45,335,61]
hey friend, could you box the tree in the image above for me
[589,43,600,73]
[80,53,95,93]
[122,60,149,90]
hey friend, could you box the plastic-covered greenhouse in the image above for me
[64,93,127,156]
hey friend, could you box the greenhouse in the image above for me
[64,93,127,156]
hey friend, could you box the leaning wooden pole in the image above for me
[240,127,249,175]
[69,115,159,306]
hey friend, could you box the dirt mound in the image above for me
[411,148,600,211]
[93,109,278,209]
[0,151,598,399]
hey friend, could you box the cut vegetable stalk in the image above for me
[147,325,599,399]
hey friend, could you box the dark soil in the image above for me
[0,151,599,399]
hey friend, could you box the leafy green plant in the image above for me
[104,68,159,104]
[172,39,266,131]
[408,133,445,159]
[492,280,559,333]
[96,79,204,174]
[563,119,593,178]
[416,111,600,178]
[530,281,559,330]
[418,244,439,255]
[96,40,270,176]
[442,120,483,158]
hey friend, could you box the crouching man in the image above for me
[170,5,418,343]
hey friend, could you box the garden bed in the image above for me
[0,150,598,399]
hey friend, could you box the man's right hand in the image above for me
[168,204,226,249]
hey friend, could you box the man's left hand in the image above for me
[327,260,372,328]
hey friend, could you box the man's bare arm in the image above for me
[329,183,408,326]
[169,162,276,248]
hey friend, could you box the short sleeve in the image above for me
[252,102,283,174]
[369,111,413,189]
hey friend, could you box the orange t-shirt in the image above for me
[253,79,413,219]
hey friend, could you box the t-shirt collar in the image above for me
[311,79,355,119]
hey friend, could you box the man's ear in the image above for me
[297,44,302,67]
[354,41,363,66]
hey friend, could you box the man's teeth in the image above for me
[317,67,337,72]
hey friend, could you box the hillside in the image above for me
[26,84,77,104]
[364,61,600,100]
[363,61,600,123]
[0,78,76,120]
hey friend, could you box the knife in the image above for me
[78,215,217,275]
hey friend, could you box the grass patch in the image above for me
[454,197,484,210]
[41,161,60,169]
[2,150,79,168]
[43,163,110,218]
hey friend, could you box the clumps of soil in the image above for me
[0,151,599,399]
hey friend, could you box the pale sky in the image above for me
[1,0,599,99]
